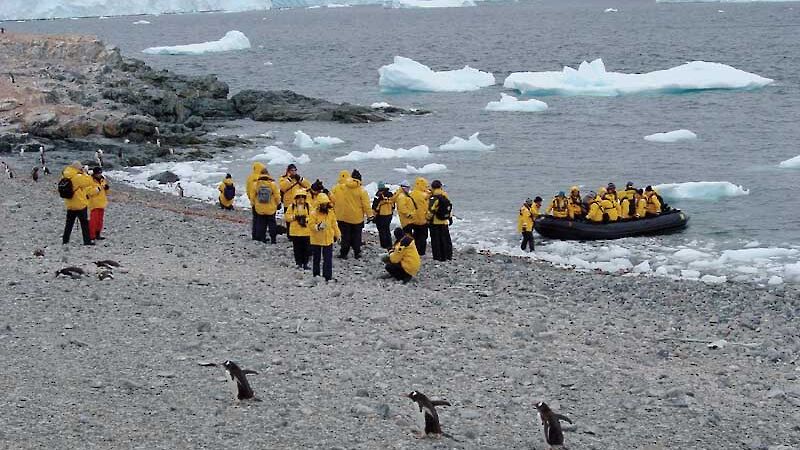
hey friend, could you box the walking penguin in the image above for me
[405,391,451,437]
[535,401,573,448]
[222,360,259,401]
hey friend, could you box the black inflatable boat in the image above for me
[534,209,689,241]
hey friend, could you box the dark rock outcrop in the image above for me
[231,90,390,123]
[148,171,180,184]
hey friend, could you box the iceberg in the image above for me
[503,58,773,96]
[657,0,795,3]
[334,144,430,162]
[485,93,548,112]
[604,7,618,12]
[654,181,749,200]
[393,163,448,174]
[778,154,800,169]
[378,56,495,93]
[133,20,151,24]
[389,0,476,7]
[644,129,698,143]
[438,132,495,151]
[292,130,344,149]
[250,146,310,165]
[142,30,251,55]
[0,0,271,21]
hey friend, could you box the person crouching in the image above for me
[286,190,311,270]
[309,194,341,282]
[383,227,420,283]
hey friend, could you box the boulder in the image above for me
[183,115,204,130]
[148,171,179,184]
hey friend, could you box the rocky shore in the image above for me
[1,168,799,449]
[0,33,422,170]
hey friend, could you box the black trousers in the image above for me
[338,221,364,258]
[63,208,91,244]
[374,215,393,249]
[251,207,257,240]
[291,236,310,267]
[429,224,452,261]
[312,244,333,281]
[521,231,535,252]
[253,213,277,243]
[385,263,412,282]
[412,224,428,256]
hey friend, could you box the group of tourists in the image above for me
[217,163,455,283]
[59,161,110,245]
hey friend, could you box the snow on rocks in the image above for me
[334,144,430,162]
[503,58,773,96]
[250,145,310,165]
[292,130,344,149]
[654,181,749,200]
[644,129,697,143]
[438,132,495,151]
[778,154,800,168]
[393,163,447,174]
[484,93,548,112]
[142,30,251,55]
[378,56,495,93]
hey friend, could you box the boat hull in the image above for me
[534,209,689,241]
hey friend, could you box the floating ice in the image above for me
[389,0,476,7]
[143,30,251,55]
[334,144,430,162]
[438,132,495,151]
[327,3,352,7]
[485,93,548,112]
[604,7,618,12]
[673,248,712,262]
[718,247,798,264]
[655,181,749,200]
[250,146,310,165]
[0,1,270,21]
[393,163,448,174]
[778,154,800,168]
[133,20,151,24]
[644,129,697,143]
[504,58,773,96]
[292,130,344,149]
[633,261,651,273]
[378,56,495,93]
[701,274,727,284]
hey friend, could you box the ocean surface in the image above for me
[9,0,800,284]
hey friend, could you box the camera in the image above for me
[297,216,307,227]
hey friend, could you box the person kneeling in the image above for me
[383,228,420,283]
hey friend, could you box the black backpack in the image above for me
[58,177,74,199]
[432,195,452,220]
[223,183,235,201]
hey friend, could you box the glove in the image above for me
[292,174,301,181]
[448,217,453,226]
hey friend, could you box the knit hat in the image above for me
[393,227,405,241]
[351,169,362,181]
[287,164,297,171]
[377,181,386,190]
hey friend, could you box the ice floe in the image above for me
[292,130,344,149]
[142,30,251,55]
[250,146,310,165]
[644,129,697,143]
[484,93,548,112]
[503,58,773,96]
[378,56,495,93]
[133,20,151,24]
[334,144,430,162]
[778,154,800,168]
[654,181,749,200]
[604,7,618,12]
[389,0,476,7]
[438,132,495,151]
[393,163,448,174]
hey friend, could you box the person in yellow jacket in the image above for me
[619,194,634,220]
[383,227,420,283]
[60,161,98,245]
[286,190,312,269]
[619,181,636,202]
[88,167,110,241]
[409,177,430,256]
[598,187,619,222]
[218,173,235,210]
[426,180,452,261]
[634,189,648,219]
[309,193,341,282]
[547,191,570,219]
[567,186,584,219]
[246,162,266,240]
[308,179,331,209]
[644,186,662,217]
[330,170,351,209]
[372,182,395,249]
[278,164,310,212]
[518,196,542,252]
[586,192,604,223]
[252,168,281,244]
[394,180,416,232]
[334,169,373,259]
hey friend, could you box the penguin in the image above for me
[97,269,114,281]
[55,267,85,279]
[31,167,39,182]
[405,391,451,437]
[535,401,573,448]
[222,360,258,401]
[94,260,121,269]
[156,138,161,148]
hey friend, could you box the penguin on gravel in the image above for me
[222,360,259,401]
[535,401,573,448]
[55,267,85,279]
[94,260,121,270]
[405,391,452,437]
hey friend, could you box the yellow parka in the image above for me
[61,165,96,211]
[586,197,604,222]
[601,196,619,222]
[619,188,636,202]
[285,200,311,237]
[410,177,430,226]
[88,176,109,210]
[218,178,235,208]
[389,235,421,277]
[252,176,281,215]
[246,162,265,205]
[335,178,372,225]
[374,190,395,216]
[518,204,535,232]
[309,197,341,246]
[635,196,647,218]
[646,192,662,216]
[394,189,416,228]
[567,194,583,219]
[619,197,633,220]
[330,170,350,208]
[279,173,311,206]
[547,195,569,219]
[427,188,451,226]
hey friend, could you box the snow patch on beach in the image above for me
[485,93,548,112]
[378,56,495,93]
[438,132,495,151]
[292,130,344,149]
[655,181,749,200]
[644,129,697,143]
[334,144,430,162]
[778,154,800,168]
[393,163,447,174]
[143,30,251,55]
[504,58,773,96]
[250,146,310,165]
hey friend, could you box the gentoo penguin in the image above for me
[94,260,121,269]
[97,269,114,281]
[222,360,259,401]
[535,401,573,448]
[405,391,451,436]
[55,267,85,279]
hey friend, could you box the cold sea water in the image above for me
[12,0,800,284]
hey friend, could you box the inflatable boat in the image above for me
[534,209,689,241]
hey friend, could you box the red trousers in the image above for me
[89,208,105,239]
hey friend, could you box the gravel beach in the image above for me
[1,173,799,449]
